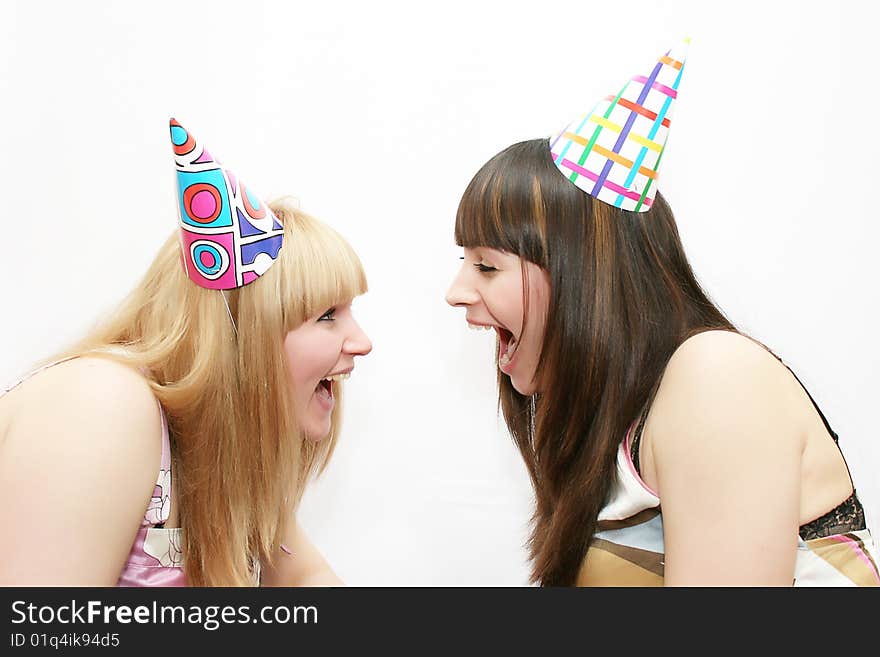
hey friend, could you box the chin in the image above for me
[509,378,531,396]
[509,373,537,397]
[304,422,332,442]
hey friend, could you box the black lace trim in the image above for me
[630,406,648,475]
[798,491,866,540]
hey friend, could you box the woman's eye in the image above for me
[474,263,497,273]
[318,308,336,322]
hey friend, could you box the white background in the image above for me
[1,1,877,585]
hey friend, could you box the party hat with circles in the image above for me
[549,38,689,212]
[169,118,284,289]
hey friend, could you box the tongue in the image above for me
[500,333,518,359]
[316,380,333,399]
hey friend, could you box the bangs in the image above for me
[270,200,368,329]
[455,140,551,265]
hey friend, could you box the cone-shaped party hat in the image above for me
[169,118,284,289]
[549,38,689,212]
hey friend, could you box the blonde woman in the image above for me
[0,121,371,586]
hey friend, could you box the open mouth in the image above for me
[315,372,351,402]
[496,326,518,368]
[317,378,333,398]
[466,321,519,369]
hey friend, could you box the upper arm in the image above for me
[0,357,163,585]
[261,517,343,587]
[649,332,804,586]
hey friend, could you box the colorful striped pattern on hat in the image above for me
[549,39,689,212]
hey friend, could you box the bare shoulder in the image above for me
[0,355,163,583]
[14,355,162,467]
[18,355,156,420]
[649,330,803,448]
[658,331,797,407]
[8,354,161,474]
[646,331,806,584]
[665,330,784,381]
[23,355,154,399]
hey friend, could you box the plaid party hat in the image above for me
[169,118,284,289]
[549,38,689,212]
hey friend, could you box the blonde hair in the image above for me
[54,197,367,586]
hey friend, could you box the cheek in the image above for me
[283,336,319,402]
[495,281,527,332]
[289,369,313,404]
[283,332,342,397]
[527,269,551,339]
[526,311,548,352]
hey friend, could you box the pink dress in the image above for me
[115,401,187,586]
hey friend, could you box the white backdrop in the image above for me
[1,0,877,586]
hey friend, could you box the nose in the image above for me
[445,264,479,307]
[344,319,373,357]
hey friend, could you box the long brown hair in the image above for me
[52,197,367,586]
[454,139,735,585]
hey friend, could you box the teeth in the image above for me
[324,372,351,382]
[467,323,493,331]
[499,336,517,369]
